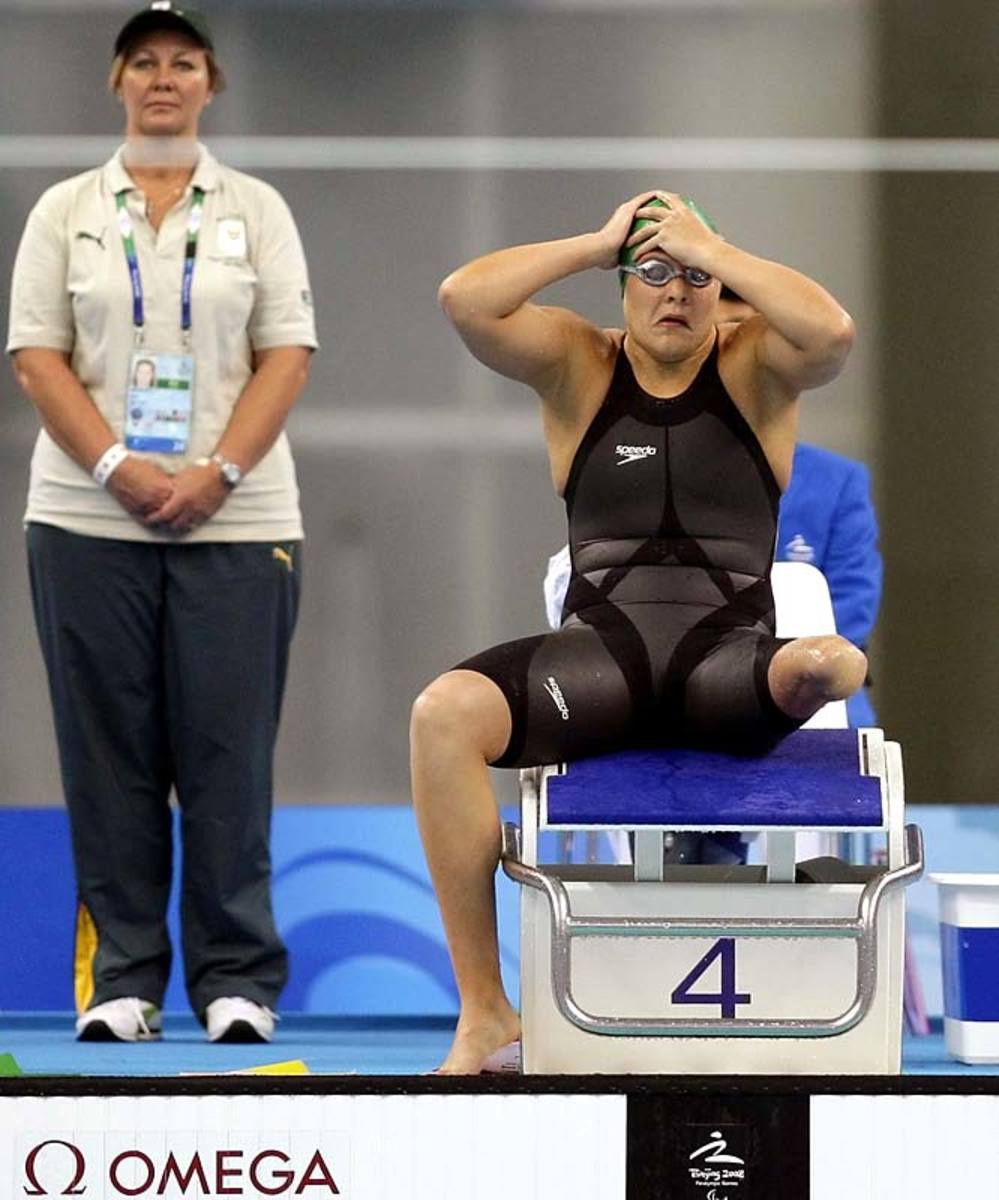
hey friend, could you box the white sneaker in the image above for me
[205,997,276,1043]
[76,997,162,1042]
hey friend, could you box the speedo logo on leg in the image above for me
[615,443,657,466]
[544,676,571,720]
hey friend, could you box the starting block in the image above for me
[503,726,924,1074]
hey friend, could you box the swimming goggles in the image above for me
[618,259,713,288]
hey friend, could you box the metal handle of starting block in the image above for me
[501,821,924,1039]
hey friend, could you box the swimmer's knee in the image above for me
[410,673,468,743]
[410,670,511,757]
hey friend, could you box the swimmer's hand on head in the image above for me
[591,191,665,269]
[624,191,723,273]
[437,191,660,392]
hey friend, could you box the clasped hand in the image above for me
[107,458,228,534]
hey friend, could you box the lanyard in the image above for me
[115,186,205,346]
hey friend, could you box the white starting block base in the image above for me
[521,877,905,1075]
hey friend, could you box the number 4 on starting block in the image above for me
[671,938,752,1020]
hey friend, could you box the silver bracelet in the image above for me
[92,442,129,488]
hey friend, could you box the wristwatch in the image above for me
[207,452,243,489]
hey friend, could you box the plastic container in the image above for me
[931,873,999,1063]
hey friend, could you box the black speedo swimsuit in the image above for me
[458,337,802,768]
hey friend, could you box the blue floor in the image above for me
[2,1013,997,1078]
[1,1014,453,1077]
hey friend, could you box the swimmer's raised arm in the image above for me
[628,192,855,393]
[438,192,656,399]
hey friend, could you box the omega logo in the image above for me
[22,1140,87,1196]
[21,1139,341,1197]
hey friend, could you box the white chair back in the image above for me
[771,561,848,730]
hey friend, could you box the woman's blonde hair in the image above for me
[108,46,226,95]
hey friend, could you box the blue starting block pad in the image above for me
[544,730,884,831]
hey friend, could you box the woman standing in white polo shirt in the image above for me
[7,2,317,1044]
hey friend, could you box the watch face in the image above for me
[221,461,241,486]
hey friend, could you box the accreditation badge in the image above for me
[124,351,195,454]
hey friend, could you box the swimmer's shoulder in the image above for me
[603,327,626,354]
[717,312,794,401]
[543,325,622,492]
[535,312,617,401]
[551,320,619,400]
[717,314,798,483]
[534,305,617,350]
[569,321,622,377]
[717,313,767,353]
[585,324,624,370]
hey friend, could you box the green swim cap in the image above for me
[618,195,718,279]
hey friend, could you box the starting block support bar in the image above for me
[634,831,665,881]
[502,818,924,1040]
[765,832,798,882]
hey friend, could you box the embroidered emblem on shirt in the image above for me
[615,443,657,466]
[216,217,247,258]
[786,533,815,563]
[75,229,106,249]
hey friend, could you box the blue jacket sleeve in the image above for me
[822,462,882,651]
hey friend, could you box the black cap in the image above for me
[114,3,214,57]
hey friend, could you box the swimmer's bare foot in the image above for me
[435,1004,521,1075]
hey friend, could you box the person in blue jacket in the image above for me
[776,442,881,726]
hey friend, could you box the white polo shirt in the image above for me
[7,144,318,543]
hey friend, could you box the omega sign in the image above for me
[19,1136,343,1197]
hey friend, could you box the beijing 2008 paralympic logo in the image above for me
[685,1127,748,1200]
[18,1136,343,1197]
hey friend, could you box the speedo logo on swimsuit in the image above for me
[615,443,657,466]
[544,676,571,721]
